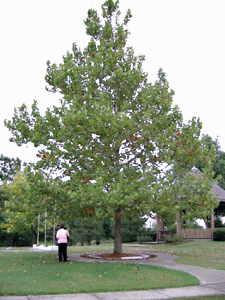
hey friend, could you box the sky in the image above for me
[1,0,225,165]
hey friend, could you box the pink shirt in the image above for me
[56,228,69,244]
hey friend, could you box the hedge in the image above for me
[213,229,225,241]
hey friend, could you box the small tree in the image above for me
[121,216,147,242]
[4,0,216,253]
[1,170,57,246]
[1,172,37,245]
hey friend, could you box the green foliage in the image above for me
[196,135,225,219]
[0,154,21,183]
[1,171,42,234]
[0,229,10,246]
[215,217,225,228]
[0,155,22,245]
[8,229,34,246]
[103,217,113,239]
[70,217,103,245]
[165,222,177,232]
[213,229,225,241]
[138,227,156,243]
[4,0,217,253]
[181,220,203,229]
[197,135,225,190]
[0,189,8,224]
[120,216,147,242]
[214,202,225,218]
[163,234,183,244]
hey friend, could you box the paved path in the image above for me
[1,252,225,299]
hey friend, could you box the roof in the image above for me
[190,167,225,202]
[212,183,225,201]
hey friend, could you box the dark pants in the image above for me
[58,243,67,262]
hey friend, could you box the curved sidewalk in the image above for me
[1,253,225,300]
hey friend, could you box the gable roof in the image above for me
[212,184,225,201]
[190,167,225,202]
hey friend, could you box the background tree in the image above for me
[0,155,21,183]
[69,217,103,245]
[1,169,58,246]
[4,0,216,253]
[196,134,225,221]
[103,217,113,240]
[121,216,147,242]
[215,216,225,228]
[0,155,22,246]
[196,135,225,189]
[1,171,39,245]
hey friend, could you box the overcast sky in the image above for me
[1,0,225,164]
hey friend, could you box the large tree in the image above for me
[4,0,216,253]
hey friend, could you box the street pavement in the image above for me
[1,251,225,299]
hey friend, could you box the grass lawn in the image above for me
[0,250,199,296]
[124,241,225,270]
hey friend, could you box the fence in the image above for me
[157,228,225,241]
[178,228,213,239]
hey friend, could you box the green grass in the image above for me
[0,250,199,296]
[124,241,225,270]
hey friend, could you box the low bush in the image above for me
[163,234,183,244]
[213,229,225,241]
[163,234,173,243]
[137,228,156,243]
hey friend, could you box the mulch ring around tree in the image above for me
[78,252,157,260]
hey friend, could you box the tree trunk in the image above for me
[114,208,122,254]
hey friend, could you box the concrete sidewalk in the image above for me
[1,252,225,299]
[1,284,225,300]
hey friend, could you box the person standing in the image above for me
[56,223,69,262]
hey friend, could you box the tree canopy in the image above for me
[0,155,21,184]
[197,134,225,190]
[4,0,217,253]
[196,134,225,219]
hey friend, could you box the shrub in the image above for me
[173,234,183,243]
[163,234,173,243]
[138,228,156,243]
[213,229,225,241]
[163,234,183,244]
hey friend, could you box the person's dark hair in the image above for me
[59,223,64,228]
